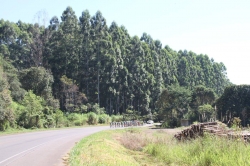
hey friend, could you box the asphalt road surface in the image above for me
[0,126,109,166]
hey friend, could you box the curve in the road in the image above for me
[0,126,109,166]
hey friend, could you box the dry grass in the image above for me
[69,128,168,166]
[69,126,250,166]
[118,128,176,152]
[119,130,150,151]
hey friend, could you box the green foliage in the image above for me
[19,67,59,111]
[64,113,89,126]
[87,112,98,125]
[198,104,214,122]
[0,8,232,130]
[161,117,179,128]
[0,55,26,101]
[98,114,110,124]
[230,117,241,129]
[59,75,87,113]
[145,133,250,165]
[18,91,44,128]
[92,103,105,115]
[53,109,64,127]
[156,85,192,123]
[191,85,216,107]
[111,114,123,122]
[216,85,250,126]
[0,65,14,131]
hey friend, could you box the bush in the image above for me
[0,120,10,131]
[111,115,123,122]
[161,121,169,128]
[98,116,105,124]
[67,113,80,122]
[98,114,110,124]
[43,115,55,128]
[163,117,179,128]
[53,109,64,127]
[87,112,98,125]
[81,114,88,125]
[74,120,82,126]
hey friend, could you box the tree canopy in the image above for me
[0,6,234,130]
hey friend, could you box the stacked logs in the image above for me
[174,122,250,142]
[174,122,219,141]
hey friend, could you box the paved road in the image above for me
[0,126,109,166]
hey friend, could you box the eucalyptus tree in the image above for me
[127,36,153,115]
[49,16,59,31]
[151,41,164,108]
[177,51,191,87]
[46,6,80,108]
[108,21,124,114]
[140,42,154,115]
[29,23,45,67]
[48,7,80,81]
[140,33,163,111]
[79,10,91,97]
[162,47,178,86]
[196,54,214,88]
[42,16,59,69]
[60,6,80,80]
[117,25,131,114]
[90,11,112,106]
[126,36,142,110]
[212,62,230,95]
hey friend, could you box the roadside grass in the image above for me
[68,128,164,166]
[69,127,250,166]
[145,133,250,166]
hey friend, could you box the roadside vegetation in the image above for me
[0,6,234,133]
[69,127,250,166]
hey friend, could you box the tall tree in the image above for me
[0,59,14,130]
[79,10,91,97]
[216,85,250,126]
[90,11,112,106]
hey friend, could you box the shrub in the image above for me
[81,114,88,125]
[67,113,80,122]
[111,115,123,122]
[98,114,110,124]
[53,109,64,127]
[74,120,82,126]
[161,121,169,128]
[87,112,98,125]
[98,116,105,124]
[0,120,10,131]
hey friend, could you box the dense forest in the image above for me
[0,7,234,130]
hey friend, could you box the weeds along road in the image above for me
[0,126,109,166]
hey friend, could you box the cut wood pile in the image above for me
[174,121,250,142]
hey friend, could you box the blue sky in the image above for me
[1,0,250,85]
